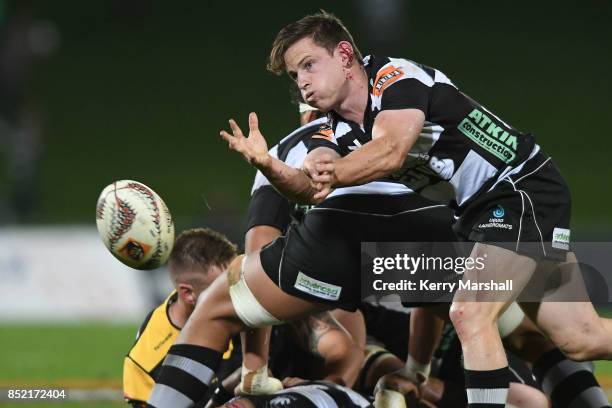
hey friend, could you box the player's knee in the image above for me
[556,334,604,362]
[549,320,606,361]
[449,302,496,340]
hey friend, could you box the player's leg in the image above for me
[449,243,538,408]
[495,302,611,408]
[147,253,326,408]
[506,383,551,408]
[520,252,612,362]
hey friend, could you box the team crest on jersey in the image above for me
[312,124,334,142]
[373,65,404,97]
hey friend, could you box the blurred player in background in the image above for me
[123,228,241,407]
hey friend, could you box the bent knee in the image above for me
[449,302,500,339]
[556,338,604,361]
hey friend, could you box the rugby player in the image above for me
[147,59,610,408]
[209,105,365,404]
[256,11,612,408]
[235,92,610,407]
[123,228,240,407]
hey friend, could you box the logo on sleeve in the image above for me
[373,65,405,97]
[294,271,342,301]
[312,124,334,142]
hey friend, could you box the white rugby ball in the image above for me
[96,180,174,270]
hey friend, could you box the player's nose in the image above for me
[297,74,309,92]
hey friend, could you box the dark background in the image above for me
[1,0,610,240]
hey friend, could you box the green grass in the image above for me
[0,323,137,382]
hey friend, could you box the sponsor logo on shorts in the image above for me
[458,108,518,163]
[552,227,570,250]
[492,205,505,218]
[294,271,341,301]
[478,205,513,230]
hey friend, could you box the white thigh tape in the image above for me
[229,258,282,328]
[498,302,525,338]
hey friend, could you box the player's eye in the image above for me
[305,61,313,70]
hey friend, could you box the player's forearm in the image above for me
[408,307,444,365]
[257,156,318,204]
[333,136,406,187]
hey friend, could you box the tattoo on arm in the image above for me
[289,312,349,356]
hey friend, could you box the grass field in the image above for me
[1,321,611,406]
[0,323,135,407]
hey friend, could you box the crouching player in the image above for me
[123,228,241,407]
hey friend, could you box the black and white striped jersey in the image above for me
[246,117,412,232]
[307,55,541,211]
[244,381,372,408]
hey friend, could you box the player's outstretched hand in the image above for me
[220,112,270,169]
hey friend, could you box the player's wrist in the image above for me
[400,354,431,384]
[253,153,272,171]
[239,363,283,395]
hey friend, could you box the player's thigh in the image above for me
[520,252,601,331]
[456,243,536,301]
[244,251,329,322]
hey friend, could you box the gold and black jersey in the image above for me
[123,291,238,405]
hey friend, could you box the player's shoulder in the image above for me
[127,291,180,371]
[276,117,327,147]
[365,54,454,89]
[274,116,328,163]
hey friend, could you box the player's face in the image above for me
[285,37,347,112]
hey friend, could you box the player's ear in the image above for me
[336,41,354,67]
[177,283,197,305]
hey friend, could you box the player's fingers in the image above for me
[312,173,332,183]
[229,119,244,138]
[318,154,334,163]
[220,130,234,144]
[314,162,334,173]
[248,112,259,133]
[313,187,331,201]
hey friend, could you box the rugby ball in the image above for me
[96,180,174,270]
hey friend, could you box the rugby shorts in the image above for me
[259,193,456,310]
[454,151,571,262]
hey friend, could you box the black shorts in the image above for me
[454,151,571,261]
[259,193,456,310]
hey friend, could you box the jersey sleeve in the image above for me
[305,122,342,154]
[372,59,433,114]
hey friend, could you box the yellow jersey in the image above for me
[123,291,236,405]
